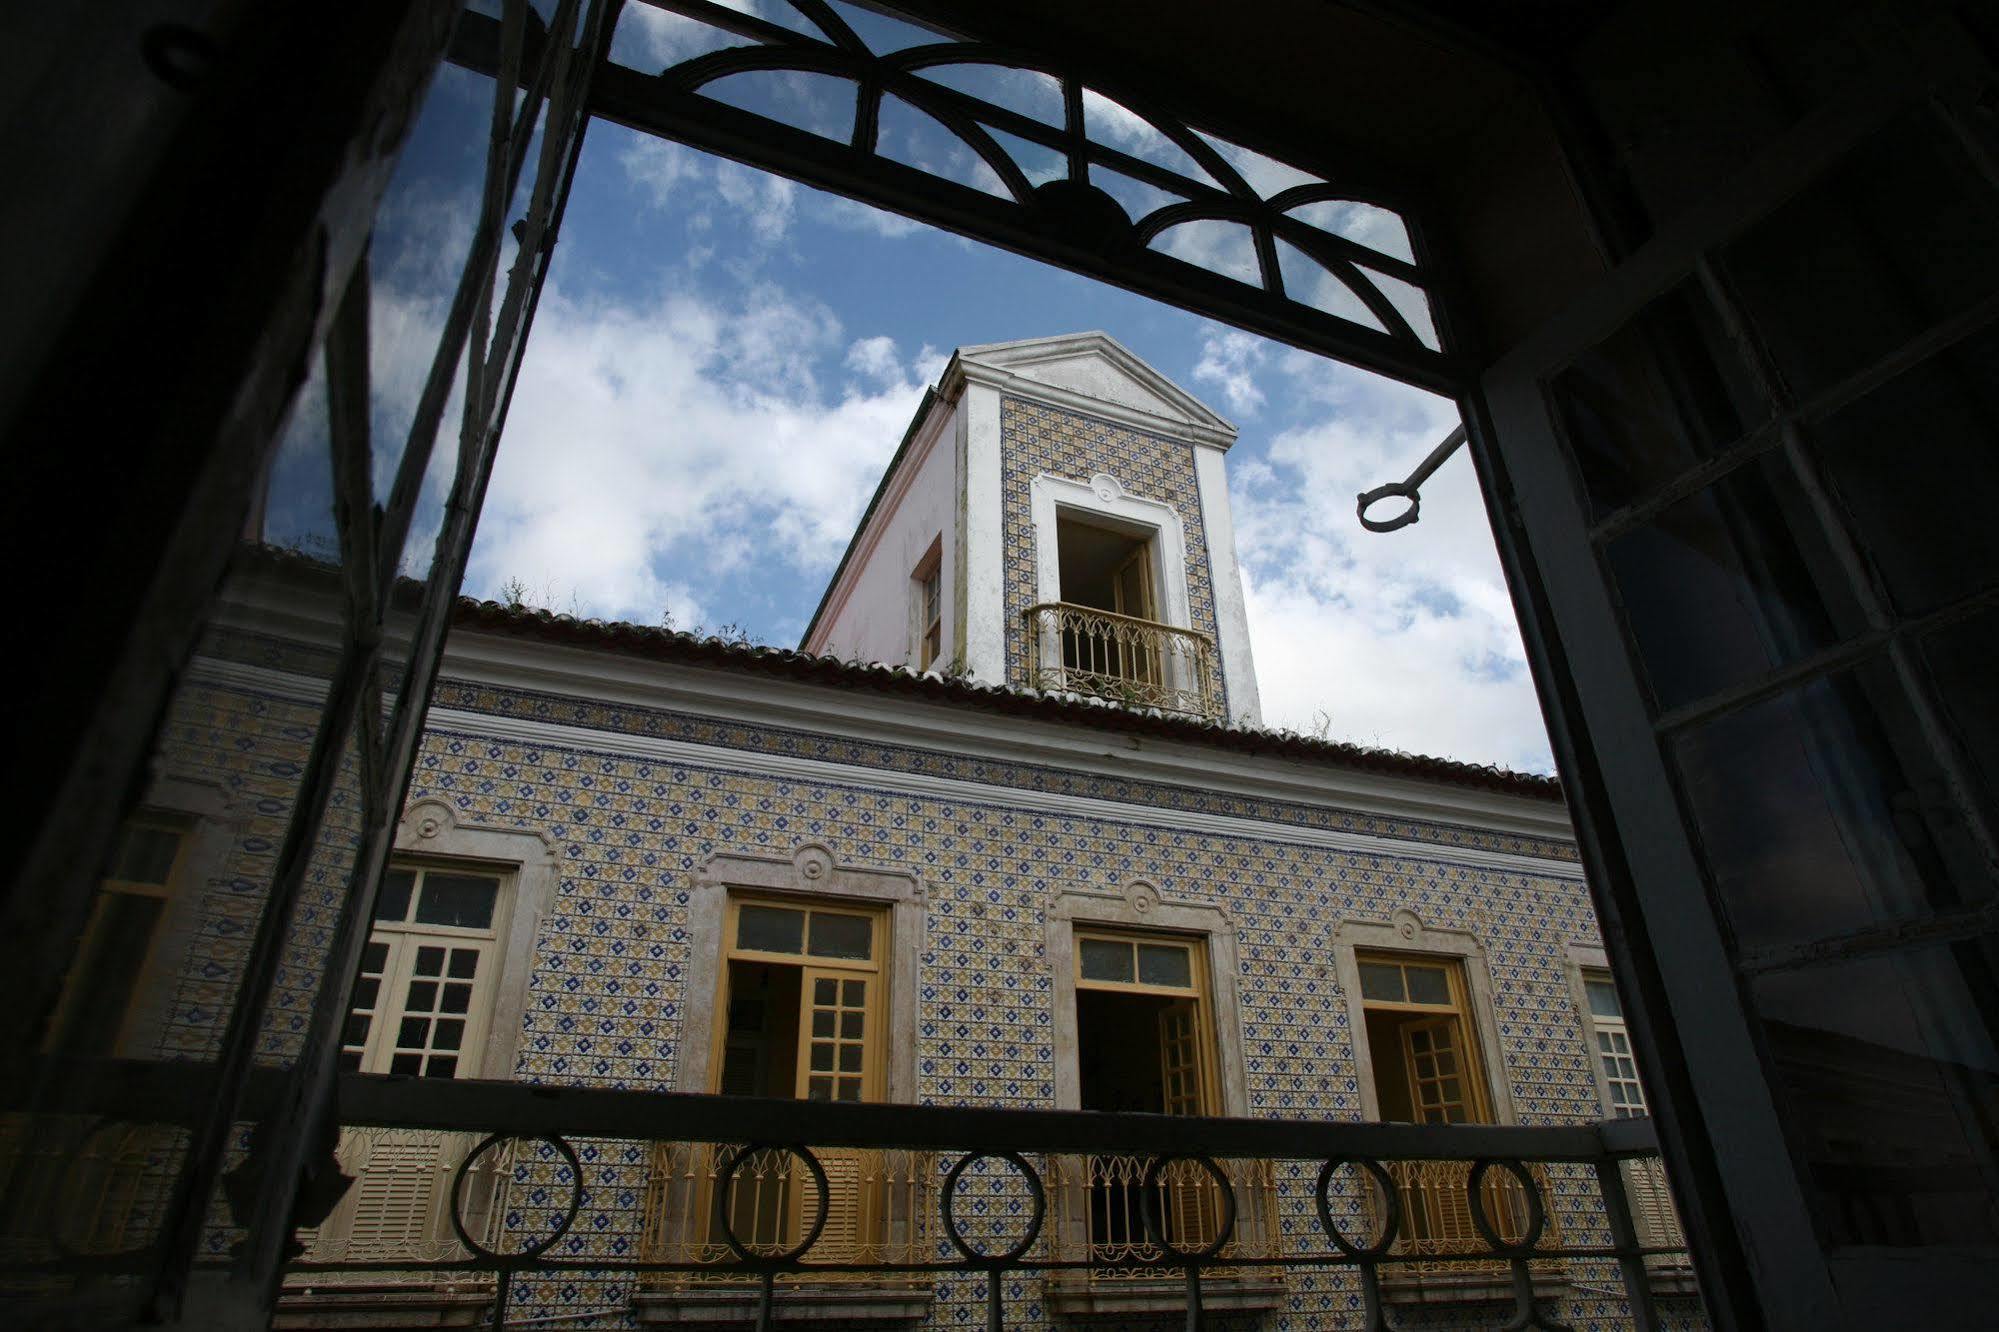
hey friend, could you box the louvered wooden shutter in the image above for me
[342,1132,452,1262]
[805,1150,866,1262]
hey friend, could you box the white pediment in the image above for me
[953,331,1237,444]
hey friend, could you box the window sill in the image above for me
[1381,1267,1566,1306]
[274,1280,496,1329]
[631,1283,933,1327]
[1042,1275,1286,1319]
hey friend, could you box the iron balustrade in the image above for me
[0,1064,1693,1327]
[1023,602,1224,721]
[271,1074,1692,1331]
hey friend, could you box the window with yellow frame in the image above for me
[44,816,189,1056]
[1355,952,1494,1125]
[694,896,892,1266]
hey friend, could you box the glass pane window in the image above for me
[1672,659,1990,955]
[1079,937,1133,983]
[737,903,806,954]
[807,911,873,960]
[341,860,505,1078]
[1138,943,1192,988]
[1358,960,1404,1002]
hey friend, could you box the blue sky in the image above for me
[322,14,1555,773]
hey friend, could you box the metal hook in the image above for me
[1356,424,1467,533]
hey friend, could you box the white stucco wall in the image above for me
[1194,442,1262,726]
[807,397,962,670]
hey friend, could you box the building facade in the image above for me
[24,340,1694,1330]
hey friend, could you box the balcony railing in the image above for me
[1023,602,1223,721]
[1,1066,1697,1330]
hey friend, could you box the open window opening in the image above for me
[1051,511,1167,698]
[1071,932,1220,1261]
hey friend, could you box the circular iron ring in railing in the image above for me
[47,1118,170,1261]
[1138,1153,1236,1261]
[713,1143,831,1265]
[1465,1157,1547,1258]
[1313,1156,1402,1260]
[450,1132,583,1262]
[941,1150,1046,1265]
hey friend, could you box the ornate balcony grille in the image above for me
[270,1075,1694,1330]
[1023,603,1222,721]
[637,1142,932,1287]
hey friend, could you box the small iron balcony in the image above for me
[1023,602,1223,722]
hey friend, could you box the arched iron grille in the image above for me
[459,0,1465,393]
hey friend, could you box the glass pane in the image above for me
[397,1017,430,1048]
[1722,109,1999,402]
[1751,943,1998,1247]
[1548,281,1766,519]
[414,946,446,976]
[841,979,863,1005]
[341,1014,369,1046]
[809,1076,832,1101]
[812,1010,834,1039]
[1604,452,1867,712]
[1405,966,1451,1006]
[1079,938,1133,983]
[413,872,498,929]
[1358,961,1405,1003]
[51,893,165,1055]
[114,826,180,884]
[374,868,415,922]
[439,982,472,1015]
[1586,977,1623,1019]
[391,1053,422,1076]
[807,911,873,960]
[407,981,437,1011]
[738,904,805,954]
[837,1079,862,1102]
[1918,609,1999,829]
[1673,659,1991,954]
[352,977,379,1010]
[1137,943,1192,988]
[424,1055,457,1079]
[432,1019,463,1051]
[840,1010,863,1039]
[448,949,479,979]
[815,977,837,1005]
[362,940,390,974]
[1805,322,1999,619]
[838,1044,863,1072]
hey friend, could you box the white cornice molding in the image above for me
[426,703,1583,882]
[433,630,1576,851]
[940,333,1238,450]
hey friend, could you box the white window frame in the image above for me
[1029,471,1192,631]
[910,538,944,671]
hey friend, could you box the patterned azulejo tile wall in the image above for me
[998,395,1228,718]
[383,682,1692,1331]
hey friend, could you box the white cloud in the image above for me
[464,281,936,630]
[1232,358,1553,772]
[618,136,798,253]
[1191,327,1265,418]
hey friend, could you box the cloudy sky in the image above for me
[323,4,1554,774]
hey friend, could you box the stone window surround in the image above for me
[1329,909,1520,1126]
[1029,470,1193,632]
[1043,882,1283,1317]
[390,797,558,1081]
[278,798,556,1324]
[121,775,246,1056]
[1562,940,1624,1118]
[1046,878,1246,1116]
[674,844,926,1100]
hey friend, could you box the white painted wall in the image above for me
[958,380,1006,686]
[1193,442,1262,726]
[807,397,962,669]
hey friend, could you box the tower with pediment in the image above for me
[802,332,1261,727]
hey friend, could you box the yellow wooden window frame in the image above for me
[712,896,889,1103]
[1355,951,1496,1124]
[1073,928,1218,1116]
[44,816,189,1055]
